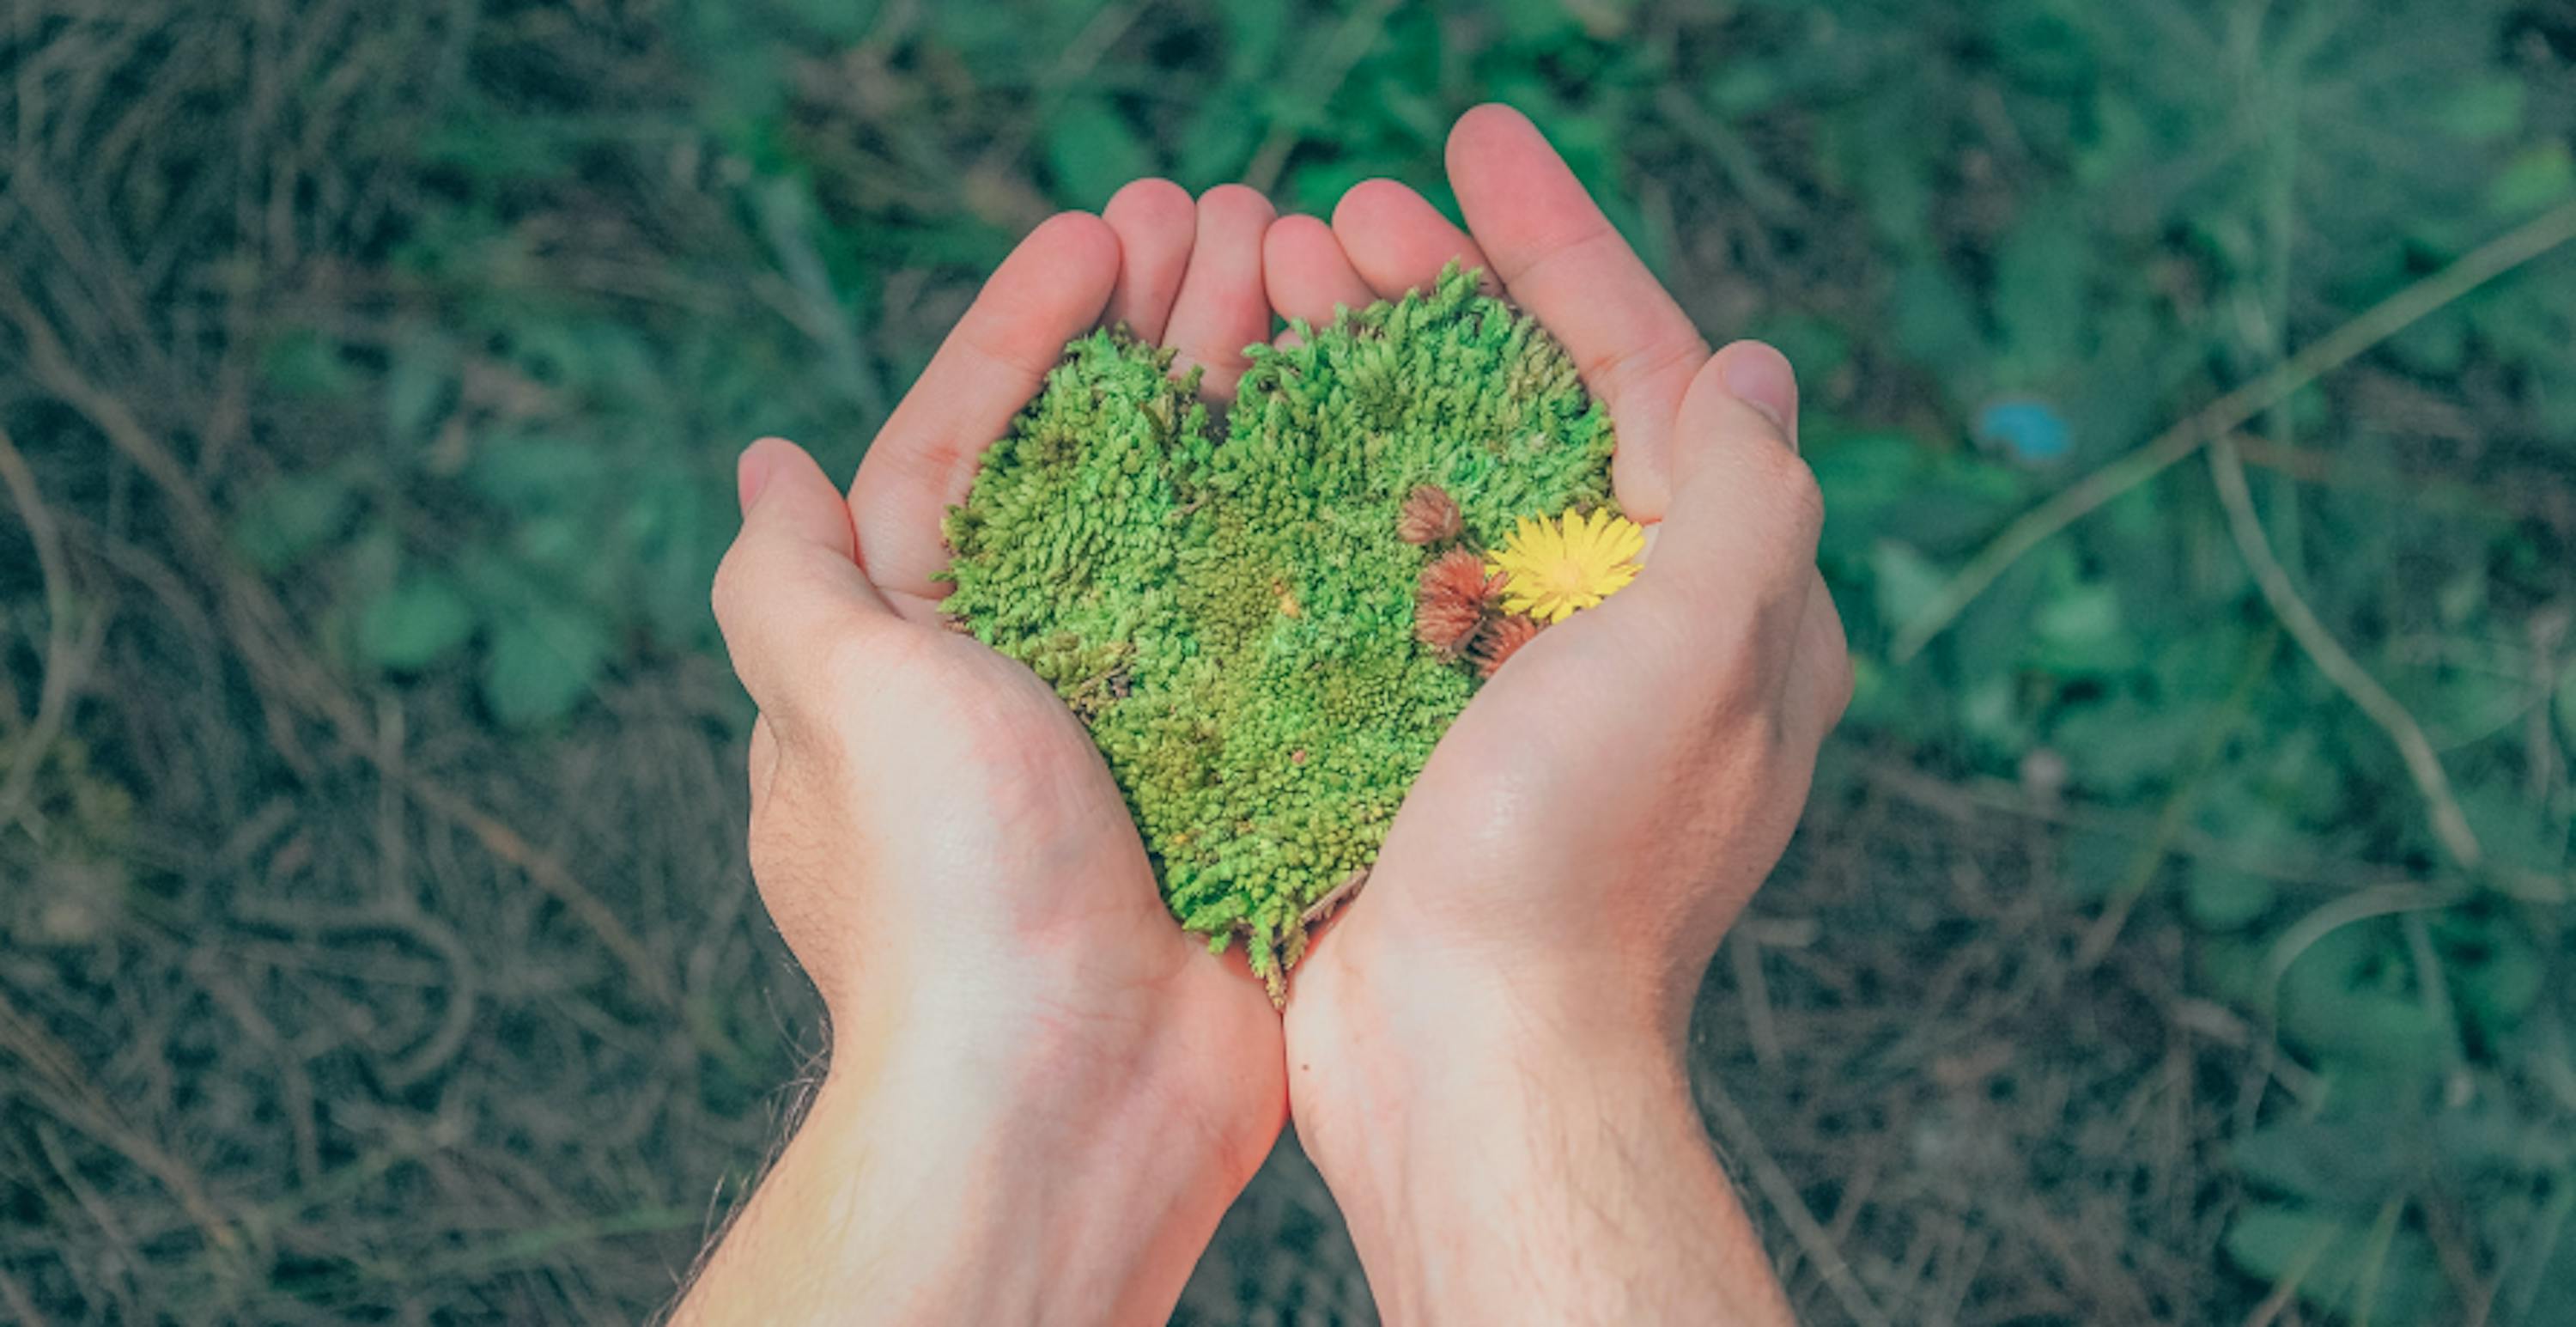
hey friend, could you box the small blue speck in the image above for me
[1975,398,2073,464]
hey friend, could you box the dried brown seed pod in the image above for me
[1414,548,1503,659]
[1396,484,1463,545]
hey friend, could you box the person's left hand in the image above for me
[1252,107,1843,1322]
[683,184,1286,1325]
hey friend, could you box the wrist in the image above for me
[781,1056,1242,1326]
[1285,924,1790,1325]
[1289,904,1691,1100]
[784,986,1267,1325]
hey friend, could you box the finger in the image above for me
[717,438,900,721]
[1627,347,1819,643]
[1262,213,1376,331]
[1103,179,1196,344]
[848,212,1120,618]
[1162,184,1277,401]
[1329,178,1490,299]
[1708,338,1800,452]
[1445,103,1710,520]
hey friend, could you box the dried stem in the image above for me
[2206,434,2482,872]
[0,424,89,827]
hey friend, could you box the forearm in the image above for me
[671,1044,1242,1326]
[1296,965,1793,1325]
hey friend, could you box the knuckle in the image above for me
[1585,332,1704,403]
[1760,451,1826,545]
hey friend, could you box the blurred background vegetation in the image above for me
[4,0,2574,1321]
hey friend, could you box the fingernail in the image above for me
[1719,342,1799,449]
[736,443,775,517]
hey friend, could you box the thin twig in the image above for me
[0,1261,52,1327]
[2208,433,2483,871]
[1893,197,2576,663]
[2260,882,2452,1015]
[1730,930,1785,1070]
[0,423,86,826]
[1699,1075,1892,1327]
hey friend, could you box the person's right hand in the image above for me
[1259,105,1850,1323]
[683,182,1289,1326]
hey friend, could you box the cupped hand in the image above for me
[698,183,1285,1324]
[1262,107,1850,1318]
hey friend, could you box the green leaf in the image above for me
[1992,200,2091,379]
[260,330,358,398]
[2458,777,2569,875]
[386,332,461,447]
[2489,143,2576,217]
[2433,77,2526,142]
[2437,910,2548,1037]
[2233,1119,2406,1206]
[1492,0,1588,41]
[1046,95,1155,210]
[2032,581,2119,648]
[1889,260,1985,389]
[1868,539,1947,635]
[229,472,358,574]
[1219,2,1286,83]
[2027,581,2138,676]
[470,435,608,513]
[2279,924,2445,1083]
[2050,697,2203,795]
[1178,97,1264,186]
[1959,672,2028,757]
[2184,863,2275,933]
[357,575,477,673]
[2221,1202,2446,1323]
[481,606,613,727]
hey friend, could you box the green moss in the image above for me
[941,267,1614,993]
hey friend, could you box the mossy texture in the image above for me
[941,269,1614,991]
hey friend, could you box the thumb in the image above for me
[713,437,900,721]
[1627,342,1824,648]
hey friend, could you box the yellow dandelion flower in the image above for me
[1485,508,1644,624]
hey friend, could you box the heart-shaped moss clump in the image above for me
[942,267,1621,1001]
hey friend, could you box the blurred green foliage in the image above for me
[7,0,2575,1320]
